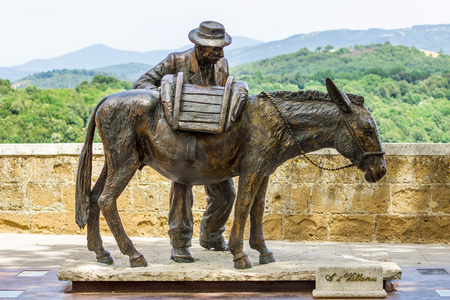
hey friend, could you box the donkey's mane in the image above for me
[262,90,364,106]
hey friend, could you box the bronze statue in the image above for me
[75,75,386,268]
[133,21,235,262]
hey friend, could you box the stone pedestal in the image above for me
[57,241,401,293]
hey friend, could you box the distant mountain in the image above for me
[0,67,31,82]
[2,24,449,83]
[0,36,263,81]
[7,44,181,78]
[225,36,264,51]
[12,69,108,89]
[93,63,151,81]
[226,24,450,65]
[12,63,153,89]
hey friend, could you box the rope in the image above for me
[261,91,354,171]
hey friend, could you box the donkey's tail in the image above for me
[75,97,108,228]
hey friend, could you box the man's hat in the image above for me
[189,21,232,47]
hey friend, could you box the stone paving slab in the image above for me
[1,234,450,299]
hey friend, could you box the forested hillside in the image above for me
[0,76,130,143]
[0,43,449,143]
[232,43,450,143]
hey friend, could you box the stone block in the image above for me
[1,157,42,184]
[90,157,105,182]
[329,215,374,242]
[430,186,450,214]
[0,157,22,184]
[320,156,367,184]
[418,216,450,243]
[52,157,78,183]
[26,182,63,211]
[290,157,324,184]
[132,183,161,212]
[262,213,283,240]
[391,185,430,213]
[289,183,310,213]
[269,160,294,183]
[189,212,201,238]
[347,184,389,214]
[414,156,450,184]
[310,184,346,214]
[62,183,76,211]
[153,214,169,238]
[116,186,132,211]
[375,216,418,243]
[155,182,171,213]
[0,184,26,211]
[265,183,292,214]
[284,214,328,241]
[31,212,80,234]
[0,213,30,233]
[192,186,208,212]
[120,212,156,237]
[383,156,415,184]
[27,157,65,184]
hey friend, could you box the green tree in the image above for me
[324,45,334,52]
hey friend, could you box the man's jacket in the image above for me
[133,48,229,89]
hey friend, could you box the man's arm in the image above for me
[133,54,176,90]
[219,57,230,86]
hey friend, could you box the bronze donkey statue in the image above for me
[76,78,386,269]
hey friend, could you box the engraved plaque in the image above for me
[312,263,387,298]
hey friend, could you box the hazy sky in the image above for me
[2,0,450,66]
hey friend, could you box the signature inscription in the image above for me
[325,272,377,282]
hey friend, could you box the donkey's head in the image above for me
[326,78,386,183]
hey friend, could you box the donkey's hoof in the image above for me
[170,247,194,263]
[259,251,275,265]
[130,253,148,268]
[233,253,252,269]
[97,251,114,265]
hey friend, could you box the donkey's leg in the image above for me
[249,176,275,265]
[98,153,147,268]
[229,170,266,269]
[200,179,236,251]
[86,163,113,264]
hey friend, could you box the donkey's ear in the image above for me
[326,77,351,113]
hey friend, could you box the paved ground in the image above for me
[0,233,449,299]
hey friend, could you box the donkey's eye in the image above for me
[363,128,373,134]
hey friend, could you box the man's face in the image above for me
[197,45,224,64]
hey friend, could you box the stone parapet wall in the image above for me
[0,143,448,244]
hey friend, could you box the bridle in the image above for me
[337,106,386,166]
[261,91,385,171]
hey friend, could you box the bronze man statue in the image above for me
[133,21,235,262]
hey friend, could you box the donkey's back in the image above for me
[95,89,246,185]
